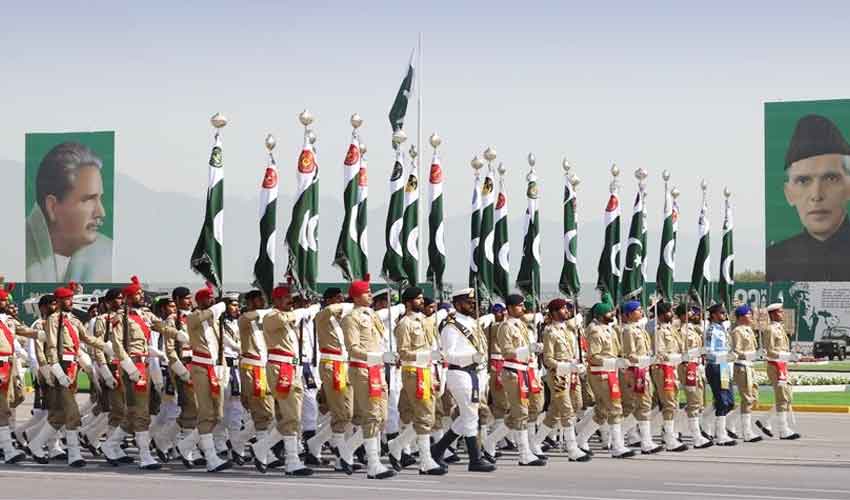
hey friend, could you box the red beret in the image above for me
[122,275,142,298]
[0,289,8,300]
[348,279,371,298]
[54,287,74,299]
[548,298,569,313]
[195,284,215,303]
[271,286,290,300]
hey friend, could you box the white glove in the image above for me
[556,362,572,377]
[472,352,485,365]
[686,348,701,361]
[713,352,728,364]
[149,365,164,392]
[36,329,47,342]
[50,363,72,388]
[430,349,443,363]
[791,352,801,362]
[103,341,115,359]
[602,358,617,371]
[637,356,653,368]
[616,358,629,369]
[743,351,756,361]
[530,342,544,354]
[415,351,431,364]
[120,357,141,382]
[214,365,229,388]
[98,364,117,389]
[575,363,587,375]
[756,348,766,360]
[574,313,584,325]
[176,330,190,344]
[382,351,399,364]
[366,352,384,365]
[666,353,683,365]
[39,366,55,386]
[170,360,191,382]
[778,351,792,361]
[515,346,530,361]
[78,350,93,373]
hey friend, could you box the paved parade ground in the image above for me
[3,412,848,500]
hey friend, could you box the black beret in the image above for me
[506,294,525,307]
[104,288,123,301]
[785,114,850,168]
[656,301,672,315]
[172,286,191,300]
[401,286,423,302]
[322,287,343,300]
[708,303,725,314]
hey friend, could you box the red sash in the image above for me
[570,372,579,391]
[517,370,529,401]
[661,364,676,392]
[368,365,383,399]
[63,317,80,354]
[490,359,504,389]
[685,362,699,387]
[606,371,621,400]
[65,361,79,392]
[0,361,10,392]
[251,366,263,397]
[133,360,148,393]
[0,321,14,354]
[128,313,152,342]
[768,361,788,384]
[630,366,647,394]
[0,321,13,391]
[272,362,294,396]
[321,348,347,391]
[191,352,220,396]
[528,366,542,394]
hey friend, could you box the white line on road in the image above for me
[663,483,850,495]
[619,489,845,500]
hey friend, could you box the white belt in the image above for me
[180,349,193,358]
[0,355,11,362]
[320,353,347,362]
[191,355,214,365]
[503,361,528,371]
[62,354,77,362]
[268,353,295,364]
[489,354,503,360]
[240,356,265,367]
[735,360,753,367]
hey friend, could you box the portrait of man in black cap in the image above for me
[767,113,850,281]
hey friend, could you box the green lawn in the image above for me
[24,372,91,392]
[681,387,850,406]
[752,361,850,372]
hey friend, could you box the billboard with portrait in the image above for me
[765,100,850,281]
[25,131,115,282]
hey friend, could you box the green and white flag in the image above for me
[388,51,415,132]
[621,192,646,301]
[426,151,446,297]
[689,195,711,304]
[655,187,678,300]
[285,136,320,295]
[476,168,496,305]
[596,191,621,304]
[382,150,407,283]
[333,136,369,281]
[400,157,419,286]
[252,149,278,299]
[468,173,482,289]
[719,195,734,310]
[558,176,579,297]
[493,180,510,301]
[190,133,224,292]
[516,170,541,302]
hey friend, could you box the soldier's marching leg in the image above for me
[349,367,394,480]
[174,371,202,466]
[501,370,544,466]
[734,365,762,443]
[190,364,231,472]
[0,385,25,464]
[652,366,687,452]
[767,363,799,440]
[129,379,161,470]
[316,361,354,473]
[586,371,634,458]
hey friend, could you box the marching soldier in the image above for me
[83,289,122,457]
[576,293,635,458]
[704,303,737,446]
[216,294,243,457]
[676,304,712,449]
[620,300,663,454]
[763,303,801,440]
[164,287,201,465]
[651,301,688,452]
[249,285,318,475]
[150,296,181,460]
[532,298,590,462]
[430,288,496,472]
[485,303,511,454]
[729,304,763,443]
[386,287,445,475]
[494,294,546,466]
[16,294,55,448]
[341,279,397,480]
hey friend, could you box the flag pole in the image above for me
[417,32,424,284]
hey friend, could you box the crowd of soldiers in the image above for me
[0,278,801,476]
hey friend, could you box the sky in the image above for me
[3,1,850,287]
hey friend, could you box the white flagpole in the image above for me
[417,31,424,284]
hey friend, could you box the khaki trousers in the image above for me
[267,363,303,436]
[350,366,387,439]
[398,366,435,435]
[239,365,274,431]
[318,361,353,433]
[588,371,623,425]
[190,365,223,435]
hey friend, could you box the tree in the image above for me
[735,269,765,282]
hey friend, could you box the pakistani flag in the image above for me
[285,136,320,295]
[333,137,369,281]
[426,151,446,297]
[190,133,224,291]
[382,150,407,283]
[468,173,482,289]
[252,151,278,299]
[493,182,510,301]
[400,160,419,286]
[689,196,711,304]
[719,196,734,310]
[596,191,622,304]
[388,51,415,132]
[476,168,496,304]
[516,171,541,302]
[655,187,678,300]
[621,192,646,301]
[558,177,579,297]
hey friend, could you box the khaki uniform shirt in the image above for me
[730,325,758,361]
[341,306,385,362]
[394,312,429,362]
[111,308,157,361]
[44,311,104,365]
[654,322,683,362]
[496,317,532,362]
[764,322,790,360]
[621,322,651,365]
[587,321,619,367]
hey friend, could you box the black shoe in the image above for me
[208,460,232,472]
[388,452,403,472]
[465,436,495,472]
[141,462,162,471]
[715,439,737,447]
[613,449,636,459]
[253,458,267,474]
[579,447,594,457]
[50,452,68,462]
[192,457,207,467]
[401,452,416,468]
[727,429,739,439]
[354,445,367,465]
[443,449,461,464]
[641,445,664,455]
[569,453,592,463]
[286,466,314,477]
[468,460,497,472]
[153,443,169,463]
[429,429,459,468]
[82,440,100,457]
[367,469,396,480]
[755,420,774,438]
[69,458,86,468]
[119,455,135,464]
[519,458,546,466]
[302,451,321,466]
[336,459,353,475]
[542,437,558,452]
[231,453,246,466]
[382,433,397,457]
[701,430,714,440]
[178,451,193,469]
[534,452,548,461]
[667,443,689,452]
[780,432,801,441]
[4,452,25,464]
[419,466,447,476]
[481,450,496,464]
[499,439,517,451]
[271,440,286,461]
[32,454,49,464]
[494,450,502,458]
[268,459,285,469]
[693,440,714,450]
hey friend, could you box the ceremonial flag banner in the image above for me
[596,188,621,304]
[388,51,415,132]
[333,133,368,281]
[190,132,224,291]
[476,166,496,304]
[558,176,580,297]
[252,143,278,299]
[400,155,419,286]
[621,191,646,301]
[493,176,510,301]
[382,149,407,283]
[655,186,677,300]
[516,169,541,302]
[426,150,446,297]
[285,135,320,295]
[689,190,711,304]
[468,170,482,289]
[719,193,734,310]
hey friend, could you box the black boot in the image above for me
[430,429,458,468]
[465,436,496,473]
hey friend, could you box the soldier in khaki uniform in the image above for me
[494,294,545,466]
[532,298,590,462]
[651,301,688,452]
[676,305,712,448]
[619,300,662,454]
[16,295,55,449]
[99,277,163,469]
[729,304,763,443]
[249,285,318,475]
[163,287,199,464]
[386,287,445,475]
[154,285,231,472]
[763,304,800,440]
[486,303,510,450]
[576,294,635,458]
[341,279,396,480]
[28,284,107,467]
